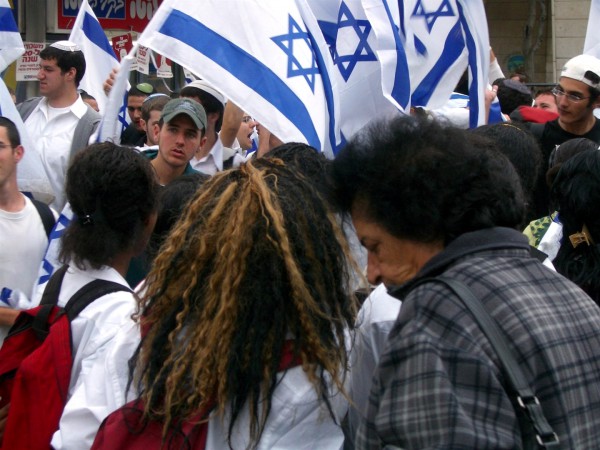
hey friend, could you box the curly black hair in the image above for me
[60,143,159,269]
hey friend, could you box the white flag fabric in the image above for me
[364,0,490,127]
[95,53,134,144]
[136,0,340,157]
[68,0,119,113]
[0,1,54,203]
[0,0,24,72]
[585,0,600,57]
[456,0,490,127]
[307,0,400,141]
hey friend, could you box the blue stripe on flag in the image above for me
[0,287,12,305]
[304,26,338,154]
[82,12,117,59]
[157,9,321,148]
[457,2,480,128]
[0,7,18,33]
[412,21,465,106]
[382,0,410,109]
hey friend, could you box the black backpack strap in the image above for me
[63,279,132,321]
[416,276,559,449]
[32,265,70,341]
[223,154,235,170]
[529,245,549,264]
[31,199,56,238]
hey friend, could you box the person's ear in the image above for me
[13,145,24,163]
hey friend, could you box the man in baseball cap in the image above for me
[180,79,244,174]
[142,98,207,185]
[529,54,600,217]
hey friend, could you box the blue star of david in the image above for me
[412,0,455,33]
[272,16,319,92]
[324,1,377,81]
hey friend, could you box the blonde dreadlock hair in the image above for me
[131,158,357,448]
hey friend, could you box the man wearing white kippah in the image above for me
[17,41,101,211]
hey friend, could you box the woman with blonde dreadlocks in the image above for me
[92,158,358,450]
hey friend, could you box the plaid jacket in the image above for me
[356,227,600,449]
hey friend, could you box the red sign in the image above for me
[112,33,133,61]
[58,0,164,33]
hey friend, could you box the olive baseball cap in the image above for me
[161,98,207,130]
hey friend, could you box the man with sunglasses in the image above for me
[529,54,600,217]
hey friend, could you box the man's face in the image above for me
[37,58,71,101]
[127,95,146,130]
[236,113,257,150]
[556,78,599,127]
[534,93,558,114]
[0,126,22,189]
[143,110,162,146]
[352,210,443,286]
[156,114,204,170]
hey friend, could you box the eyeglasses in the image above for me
[0,143,14,151]
[241,116,255,123]
[551,87,590,103]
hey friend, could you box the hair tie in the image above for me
[79,214,94,227]
[569,223,595,248]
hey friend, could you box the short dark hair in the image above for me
[141,95,170,123]
[330,116,525,245]
[0,116,21,147]
[179,87,224,132]
[128,84,155,99]
[40,45,86,86]
[471,122,542,224]
[60,143,159,269]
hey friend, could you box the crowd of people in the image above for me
[1,38,600,449]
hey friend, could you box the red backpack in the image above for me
[0,265,131,450]
[91,341,302,450]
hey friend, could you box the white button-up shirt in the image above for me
[25,96,88,211]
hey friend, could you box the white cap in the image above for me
[561,54,600,89]
[49,40,81,52]
[182,79,226,106]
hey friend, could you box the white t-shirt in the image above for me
[0,195,49,305]
[25,96,88,211]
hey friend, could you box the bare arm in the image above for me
[0,308,19,327]
[220,101,244,148]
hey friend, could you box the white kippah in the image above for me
[50,40,81,52]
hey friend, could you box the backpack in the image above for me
[0,265,132,450]
[91,341,302,450]
[31,199,56,238]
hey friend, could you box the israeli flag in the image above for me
[68,0,119,113]
[0,1,54,203]
[135,0,341,157]
[0,0,23,72]
[364,0,490,127]
[33,204,73,302]
[95,53,134,143]
[585,0,600,57]
[308,0,401,140]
